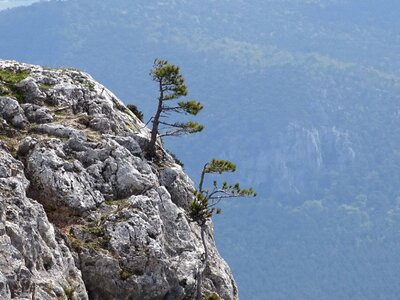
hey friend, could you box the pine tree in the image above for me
[188,159,256,300]
[148,59,203,157]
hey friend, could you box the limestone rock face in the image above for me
[0,145,88,300]
[0,60,238,300]
[160,167,196,208]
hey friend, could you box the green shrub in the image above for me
[0,69,29,103]
[63,286,74,300]
[127,104,144,121]
[119,268,133,280]
[205,293,221,300]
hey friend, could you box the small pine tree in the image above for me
[188,159,256,300]
[148,59,204,156]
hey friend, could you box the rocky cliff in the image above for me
[0,60,238,300]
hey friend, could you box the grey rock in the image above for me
[17,137,37,157]
[25,139,103,214]
[15,77,47,105]
[0,147,88,300]
[65,136,90,152]
[21,103,53,124]
[46,81,85,108]
[0,272,11,299]
[79,187,237,300]
[0,97,28,129]
[75,138,157,199]
[108,134,142,156]
[160,166,196,208]
[89,114,112,133]
[36,124,86,140]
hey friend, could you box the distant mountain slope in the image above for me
[0,0,41,11]
[1,1,400,299]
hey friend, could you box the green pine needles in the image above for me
[148,58,204,156]
[189,159,256,226]
[188,159,256,300]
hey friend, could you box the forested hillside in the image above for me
[1,0,400,298]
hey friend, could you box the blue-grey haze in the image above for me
[1,0,400,299]
[0,0,41,10]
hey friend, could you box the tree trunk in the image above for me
[148,81,163,156]
[196,224,208,300]
[198,163,209,192]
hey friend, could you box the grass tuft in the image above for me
[0,69,29,84]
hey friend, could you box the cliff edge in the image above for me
[0,60,238,300]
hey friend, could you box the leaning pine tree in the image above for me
[148,59,204,157]
[188,159,256,300]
